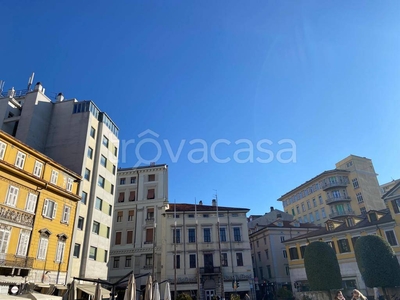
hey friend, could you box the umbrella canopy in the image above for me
[153,282,160,300]
[67,280,76,300]
[94,282,103,300]
[144,275,152,300]
[123,274,136,300]
[163,282,171,300]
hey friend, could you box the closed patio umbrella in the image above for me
[153,282,160,300]
[163,282,171,300]
[144,276,152,300]
[123,274,136,300]
[94,282,103,300]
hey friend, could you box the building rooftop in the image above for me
[118,164,168,171]
[166,203,249,213]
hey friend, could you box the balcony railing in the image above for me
[322,181,348,190]
[325,196,352,205]
[199,266,221,274]
[329,210,356,218]
[0,254,34,268]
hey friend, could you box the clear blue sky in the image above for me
[2,1,400,215]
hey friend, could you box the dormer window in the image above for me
[347,218,355,227]
[326,222,335,231]
[369,212,377,222]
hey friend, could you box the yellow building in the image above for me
[0,130,80,295]
[279,155,386,225]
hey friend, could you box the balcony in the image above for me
[326,196,352,205]
[329,210,356,219]
[199,266,221,275]
[322,181,348,190]
[0,254,34,269]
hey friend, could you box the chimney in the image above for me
[56,92,64,102]
[7,87,15,98]
[212,199,217,206]
[34,82,43,92]
[270,206,274,212]
[199,200,203,205]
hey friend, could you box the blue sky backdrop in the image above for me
[2,1,400,214]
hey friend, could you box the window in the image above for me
[312,198,317,207]
[92,221,100,234]
[104,250,108,263]
[285,265,290,276]
[66,178,73,192]
[128,210,134,221]
[236,253,243,266]
[50,170,58,184]
[360,207,367,215]
[16,230,30,256]
[37,237,49,260]
[113,257,120,268]
[55,240,66,262]
[256,241,259,247]
[100,155,107,167]
[0,228,10,255]
[321,207,326,218]
[108,205,112,216]
[233,227,241,241]
[385,230,398,246]
[42,199,57,219]
[103,136,109,147]
[203,214,209,218]
[309,213,314,223]
[125,256,132,268]
[62,205,71,223]
[81,191,87,204]
[300,245,307,258]
[301,203,306,212]
[296,206,300,214]
[90,126,96,138]
[87,147,93,159]
[289,247,299,260]
[221,253,228,266]
[115,232,122,245]
[15,151,26,169]
[98,176,105,188]
[283,250,287,258]
[391,199,400,214]
[25,193,37,213]
[114,146,118,156]
[174,254,181,269]
[77,217,84,230]
[89,246,97,260]
[338,239,351,253]
[257,251,261,261]
[267,265,272,278]
[118,192,124,202]
[84,168,90,180]
[307,201,311,209]
[280,236,285,242]
[127,231,133,244]
[352,178,359,189]
[319,195,323,204]
[130,177,136,184]
[356,192,364,203]
[33,161,43,177]
[188,228,196,243]
[147,188,155,199]
[204,228,211,242]
[95,197,103,210]
[111,184,114,195]
[148,174,155,181]
[264,237,267,245]
[265,249,269,259]
[146,254,153,266]
[117,211,123,222]
[120,178,126,185]
[146,208,154,220]
[129,191,136,201]
[107,227,110,238]
[145,228,153,243]
[0,141,6,159]
[112,165,116,175]
[173,228,181,243]
[190,254,196,268]
[315,210,320,221]
[73,244,81,258]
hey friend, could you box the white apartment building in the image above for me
[0,80,119,281]
[108,164,168,295]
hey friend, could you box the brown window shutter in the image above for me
[146,228,153,243]
[118,192,124,202]
[147,189,155,199]
[115,232,122,245]
[127,231,133,244]
[129,191,136,201]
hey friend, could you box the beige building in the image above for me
[380,179,400,196]
[247,209,319,296]
[279,155,385,225]
[0,80,119,280]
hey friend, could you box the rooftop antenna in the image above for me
[27,72,35,91]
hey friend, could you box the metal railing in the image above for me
[322,181,348,190]
[0,254,34,268]
[199,266,221,274]
[329,210,356,218]
[326,196,352,204]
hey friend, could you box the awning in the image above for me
[54,285,67,290]
[16,292,62,300]
[2,295,31,300]
[35,284,50,288]
[77,284,111,297]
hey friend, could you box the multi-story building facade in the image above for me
[162,201,253,300]
[380,179,400,196]
[247,209,319,296]
[0,131,80,294]
[108,164,168,290]
[279,155,385,225]
[0,80,119,280]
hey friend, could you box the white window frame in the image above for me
[50,170,58,184]
[55,240,66,263]
[33,161,43,177]
[16,230,30,257]
[15,151,26,169]
[37,236,49,260]
[385,230,398,246]
[42,199,58,219]
[0,228,11,254]
[66,178,73,192]
[25,193,37,213]
[0,141,7,160]
[5,185,19,207]
[62,205,71,224]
